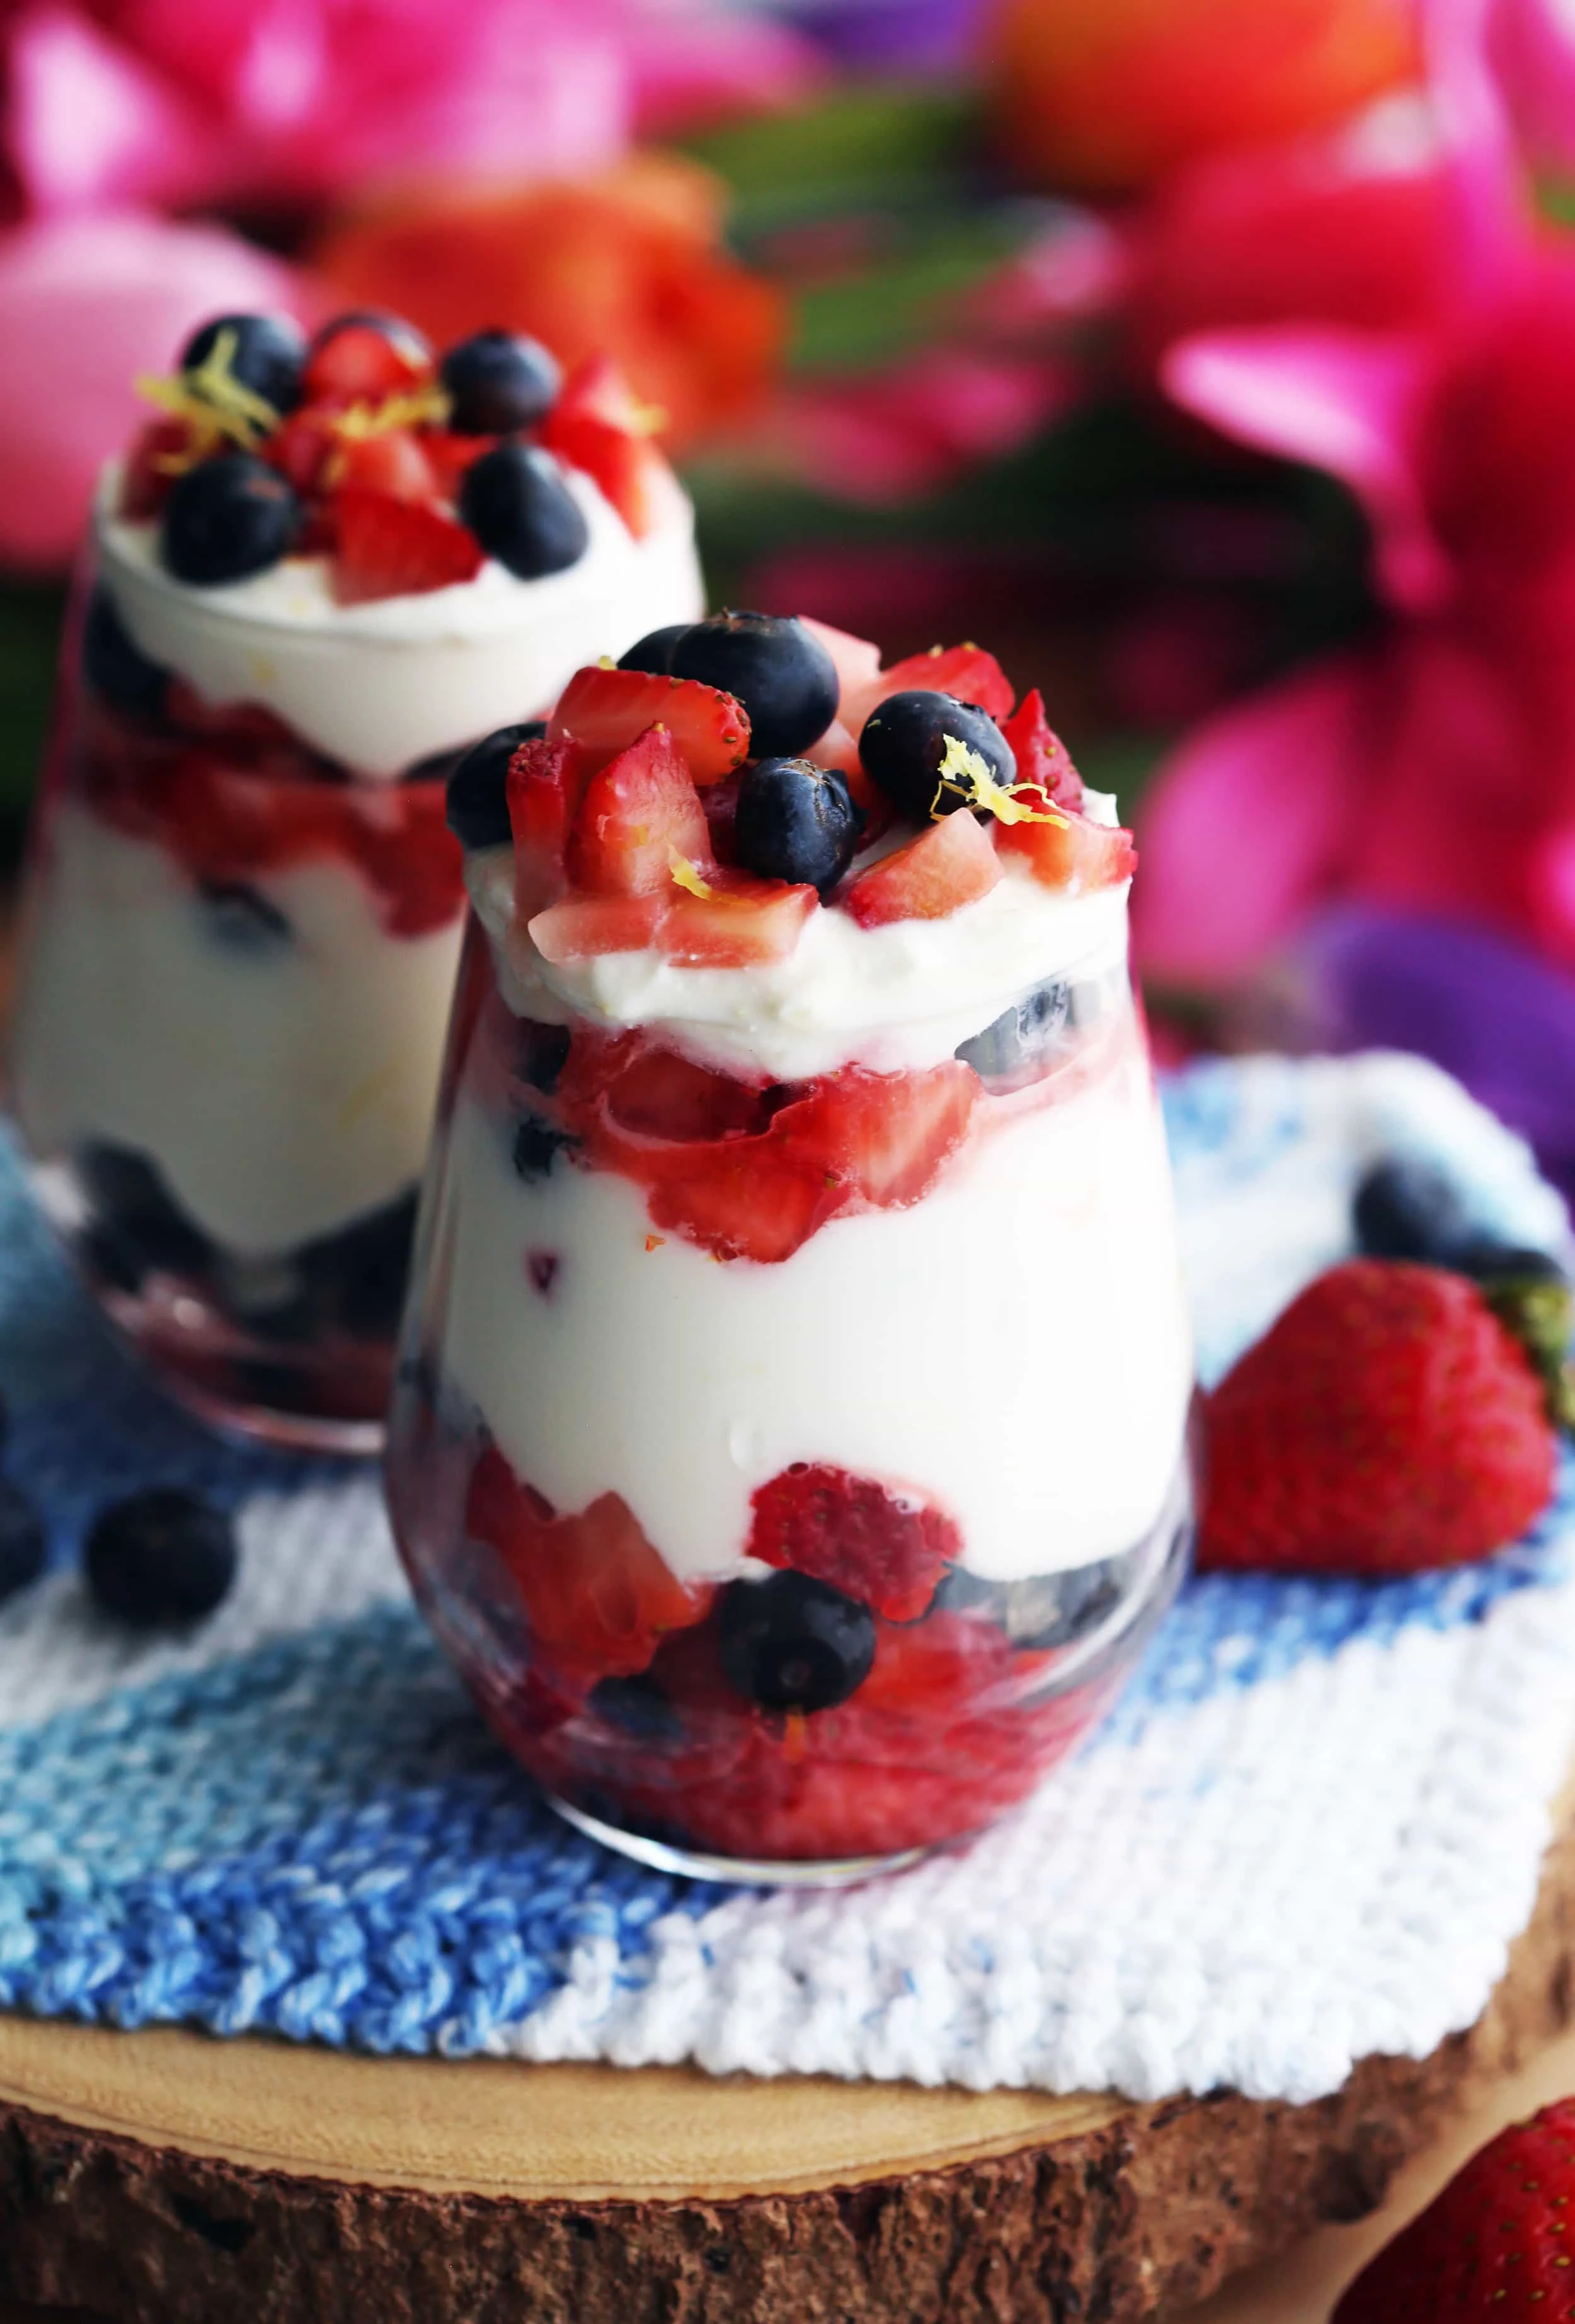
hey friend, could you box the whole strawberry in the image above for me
[1334,2098,1575,2320]
[1200,1260,1557,1574]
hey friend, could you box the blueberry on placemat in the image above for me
[440,331,561,435]
[670,612,839,760]
[718,1571,875,1714]
[0,1480,47,1604]
[85,1489,238,1628]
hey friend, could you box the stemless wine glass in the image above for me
[387,798,1197,1879]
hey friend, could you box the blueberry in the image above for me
[670,612,839,760]
[590,1672,684,1743]
[445,721,545,850]
[859,690,1016,822]
[619,624,693,677]
[1453,1241,1568,1287]
[82,588,168,718]
[513,1019,572,1095]
[79,1143,213,1278]
[197,878,292,951]
[84,1489,238,1628]
[513,1116,577,1184]
[160,452,301,585]
[459,443,588,580]
[731,756,861,895]
[0,1482,47,1604]
[1353,1157,1477,1264]
[180,312,306,415]
[718,1571,875,1715]
[956,979,1072,1088]
[440,331,561,433]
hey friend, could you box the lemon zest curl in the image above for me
[929,732,1069,827]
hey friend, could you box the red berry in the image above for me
[747,1463,958,1620]
[265,406,341,496]
[550,663,749,785]
[566,724,712,897]
[302,314,433,404]
[540,355,663,539]
[329,428,438,502]
[997,802,1135,892]
[800,617,883,709]
[529,893,665,963]
[330,487,483,604]
[844,641,1015,733]
[1201,1259,1557,1575]
[1000,687,1084,809]
[1335,2099,1575,2322]
[842,810,1003,927]
[120,416,193,520]
[423,430,500,498]
[657,864,818,967]
[465,1448,711,1688]
[506,733,587,907]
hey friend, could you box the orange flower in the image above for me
[988,0,1419,194]
[311,153,785,454]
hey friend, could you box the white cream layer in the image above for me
[433,1033,1193,1583]
[469,829,1133,1082]
[95,462,704,779]
[12,803,463,1256]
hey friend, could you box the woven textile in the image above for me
[1,1050,1572,2104]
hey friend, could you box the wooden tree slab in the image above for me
[4,1809,1575,2324]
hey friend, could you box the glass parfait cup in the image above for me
[387,873,1196,1880]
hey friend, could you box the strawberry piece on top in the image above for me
[551,664,749,784]
[540,356,664,539]
[566,724,712,896]
[843,809,1003,927]
[331,487,482,604]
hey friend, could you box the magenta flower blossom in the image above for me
[1135,0,1575,992]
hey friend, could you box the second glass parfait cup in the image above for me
[387,619,1196,1880]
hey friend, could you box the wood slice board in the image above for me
[3,1804,1575,2324]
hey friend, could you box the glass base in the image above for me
[545,1790,931,1887]
[156,1361,386,1457]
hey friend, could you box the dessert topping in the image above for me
[732,755,862,893]
[456,440,590,581]
[668,611,840,760]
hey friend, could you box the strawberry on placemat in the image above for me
[1335,2098,1575,2320]
[1200,1259,1560,1575]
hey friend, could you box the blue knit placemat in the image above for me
[1,1050,1572,2104]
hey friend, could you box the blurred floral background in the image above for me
[3,0,1575,1190]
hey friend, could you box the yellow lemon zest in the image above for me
[329,383,452,440]
[136,326,280,453]
[929,732,1069,827]
[668,852,717,900]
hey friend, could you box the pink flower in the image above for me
[1136,256,1575,986]
[769,350,1080,509]
[0,213,312,570]
[1,0,819,219]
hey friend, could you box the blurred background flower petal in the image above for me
[6,4,219,214]
[0,213,311,569]
[770,347,1079,506]
[312,154,786,452]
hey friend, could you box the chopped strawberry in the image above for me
[421,430,498,498]
[997,805,1137,892]
[699,770,742,864]
[265,406,341,496]
[801,618,883,707]
[842,810,1002,927]
[163,684,300,750]
[120,416,193,520]
[787,1063,976,1208]
[331,487,482,604]
[302,316,432,405]
[529,894,665,962]
[567,725,712,896]
[464,1446,711,1686]
[748,1463,958,1621]
[599,1042,774,1142]
[859,1608,1017,1713]
[507,734,587,907]
[540,355,663,539]
[1000,688,1084,809]
[551,664,748,786]
[658,864,818,968]
[805,722,892,843]
[328,427,438,502]
[844,642,1015,732]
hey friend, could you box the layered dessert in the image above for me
[386,612,1196,1874]
[9,309,703,1446]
